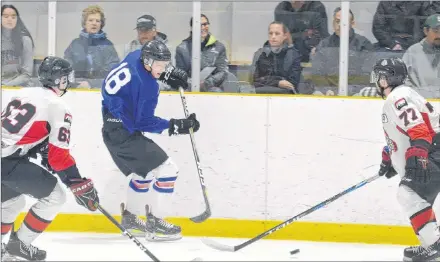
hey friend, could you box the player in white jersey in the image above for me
[373,57,440,261]
[1,57,100,261]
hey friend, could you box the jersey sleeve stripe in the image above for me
[15,121,49,145]
[421,112,436,138]
[48,143,75,171]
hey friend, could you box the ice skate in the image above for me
[5,231,46,261]
[120,203,146,236]
[409,239,440,261]
[145,205,182,242]
[403,245,426,261]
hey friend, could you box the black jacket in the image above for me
[372,1,431,49]
[274,1,329,40]
[251,42,302,90]
[427,1,440,15]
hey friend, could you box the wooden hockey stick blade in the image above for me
[190,209,211,223]
[200,238,236,252]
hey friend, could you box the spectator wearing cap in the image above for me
[64,5,120,88]
[402,14,440,98]
[175,14,229,92]
[124,14,169,57]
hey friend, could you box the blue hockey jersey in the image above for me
[101,49,169,134]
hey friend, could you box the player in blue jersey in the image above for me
[101,40,200,241]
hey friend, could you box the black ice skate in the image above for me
[403,245,426,261]
[409,239,440,261]
[145,205,182,242]
[5,231,46,261]
[120,203,146,236]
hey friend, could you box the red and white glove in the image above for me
[68,178,100,211]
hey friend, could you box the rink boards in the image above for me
[4,87,440,245]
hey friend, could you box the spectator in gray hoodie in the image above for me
[402,14,440,98]
[175,14,229,92]
[1,5,34,87]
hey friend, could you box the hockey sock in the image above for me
[1,195,26,238]
[16,183,65,245]
[148,176,178,219]
[125,173,153,215]
[410,206,440,248]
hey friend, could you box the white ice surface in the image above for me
[8,232,409,261]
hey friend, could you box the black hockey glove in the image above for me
[405,143,431,183]
[28,139,55,174]
[159,66,189,90]
[168,113,200,136]
[378,146,398,179]
[67,178,100,212]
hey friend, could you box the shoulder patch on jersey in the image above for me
[382,114,388,123]
[394,98,408,110]
[64,113,72,125]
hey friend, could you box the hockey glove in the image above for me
[159,66,189,90]
[378,146,398,179]
[67,178,100,212]
[28,139,55,174]
[168,113,200,136]
[405,145,431,183]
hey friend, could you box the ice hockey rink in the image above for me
[23,232,407,261]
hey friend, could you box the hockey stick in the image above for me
[178,87,211,223]
[201,174,381,252]
[98,205,161,261]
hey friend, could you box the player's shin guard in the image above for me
[145,159,181,242]
[122,174,153,235]
[2,195,26,238]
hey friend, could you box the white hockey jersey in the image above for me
[382,85,440,177]
[1,87,76,172]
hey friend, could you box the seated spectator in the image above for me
[310,7,374,92]
[64,5,120,88]
[1,4,34,87]
[251,21,302,94]
[274,1,329,62]
[402,14,440,98]
[175,14,229,92]
[372,1,430,52]
[124,15,169,57]
[427,1,440,15]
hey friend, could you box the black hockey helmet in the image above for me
[38,56,74,95]
[371,57,408,97]
[140,40,171,67]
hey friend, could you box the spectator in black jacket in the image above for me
[372,1,431,51]
[251,21,302,94]
[274,1,329,62]
[311,7,374,89]
[427,1,440,14]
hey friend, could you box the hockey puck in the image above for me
[290,249,300,255]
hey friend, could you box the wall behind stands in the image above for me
[4,88,440,244]
[6,1,380,62]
